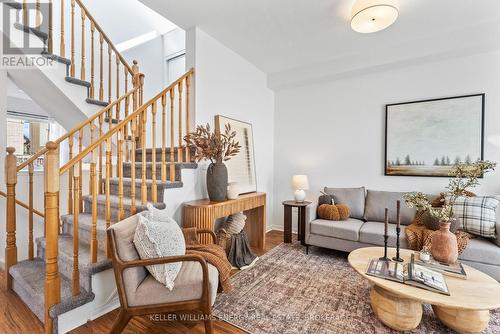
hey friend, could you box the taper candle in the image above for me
[384,208,388,235]
[396,200,401,228]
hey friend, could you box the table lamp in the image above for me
[292,175,309,202]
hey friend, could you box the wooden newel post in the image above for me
[5,147,17,290]
[44,142,60,333]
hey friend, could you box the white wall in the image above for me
[273,50,500,230]
[163,27,275,229]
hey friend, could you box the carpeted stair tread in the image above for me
[83,193,166,209]
[41,52,72,65]
[3,1,22,9]
[107,177,183,188]
[86,98,109,107]
[104,117,119,124]
[65,76,91,88]
[124,161,197,169]
[13,22,48,40]
[9,259,94,322]
[61,213,108,252]
[36,234,111,276]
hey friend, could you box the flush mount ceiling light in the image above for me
[351,0,399,33]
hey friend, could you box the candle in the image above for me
[396,200,401,228]
[384,208,388,236]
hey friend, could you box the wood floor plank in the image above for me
[0,230,285,334]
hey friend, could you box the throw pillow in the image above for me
[220,212,247,235]
[451,196,500,238]
[133,213,186,290]
[317,204,350,221]
[318,194,334,206]
[323,187,365,219]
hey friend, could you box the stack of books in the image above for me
[366,253,466,296]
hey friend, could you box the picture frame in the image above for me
[385,94,485,177]
[214,115,257,193]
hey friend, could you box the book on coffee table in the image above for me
[412,254,467,279]
[366,256,450,296]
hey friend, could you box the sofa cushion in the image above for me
[309,218,365,241]
[324,187,365,219]
[364,190,417,225]
[129,261,219,307]
[359,221,408,248]
[459,238,500,266]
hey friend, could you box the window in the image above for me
[166,52,186,84]
[6,111,60,170]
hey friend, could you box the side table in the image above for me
[282,200,311,246]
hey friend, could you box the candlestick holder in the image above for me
[392,227,404,262]
[379,235,390,261]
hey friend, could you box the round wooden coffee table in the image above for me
[348,247,500,333]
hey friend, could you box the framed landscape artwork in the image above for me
[214,115,257,193]
[385,94,484,177]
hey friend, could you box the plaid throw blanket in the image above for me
[183,228,233,293]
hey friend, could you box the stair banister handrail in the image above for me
[0,191,45,218]
[74,0,133,75]
[59,68,194,176]
[16,86,140,172]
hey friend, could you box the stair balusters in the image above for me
[80,10,85,81]
[90,150,98,263]
[4,147,18,290]
[72,169,80,296]
[170,88,176,182]
[44,142,61,334]
[90,22,96,99]
[185,75,191,162]
[141,110,147,205]
[71,0,75,77]
[28,162,34,260]
[130,119,137,216]
[60,0,65,57]
[151,102,158,202]
[118,128,124,221]
[161,94,167,182]
[178,81,184,163]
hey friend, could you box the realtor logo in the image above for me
[1,1,54,68]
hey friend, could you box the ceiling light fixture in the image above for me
[351,0,399,34]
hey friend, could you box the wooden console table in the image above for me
[183,192,266,249]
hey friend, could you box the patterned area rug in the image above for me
[213,242,500,334]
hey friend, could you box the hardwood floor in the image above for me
[0,230,285,334]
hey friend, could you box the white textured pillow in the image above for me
[133,213,186,290]
[221,212,247,235]
[451,196,500,238]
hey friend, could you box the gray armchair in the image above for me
[107,214,219,334]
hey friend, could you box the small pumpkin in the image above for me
[318,194,334,206]
[318,204,350,221]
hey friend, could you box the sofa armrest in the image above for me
[305,201,318,241]
[496,220,500,247]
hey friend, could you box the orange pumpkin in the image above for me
[318,204,350,221]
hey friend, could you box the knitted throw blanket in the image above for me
[183,228,233,293]
[405,210,472,255]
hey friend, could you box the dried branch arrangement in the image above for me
[185,123,241,163]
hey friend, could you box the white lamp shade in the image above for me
[351,0,399,33]
[292,175,309,191]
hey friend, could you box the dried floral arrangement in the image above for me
[404,160,496,222]
[185,123,241,163]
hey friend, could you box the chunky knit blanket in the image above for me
[183,227,233,293]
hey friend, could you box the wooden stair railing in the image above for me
[17,0,135,103]
[3,67,193,334]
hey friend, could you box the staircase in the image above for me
[3,0,133,130]
[1,1,196,333]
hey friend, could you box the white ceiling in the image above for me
[140,0,500,88]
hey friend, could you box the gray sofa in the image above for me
[305,187,500,281]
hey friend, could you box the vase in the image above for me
[207,162,228,201]
[227,182,240,200]
[431,221,458,264]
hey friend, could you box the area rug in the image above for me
[213,242,500,334]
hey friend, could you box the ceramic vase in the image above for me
[431,221,458,264]
[227,182,240,200]
[207,162,228,201]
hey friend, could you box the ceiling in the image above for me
[140,0,500,88]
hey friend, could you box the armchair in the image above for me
[107,214,219,334]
